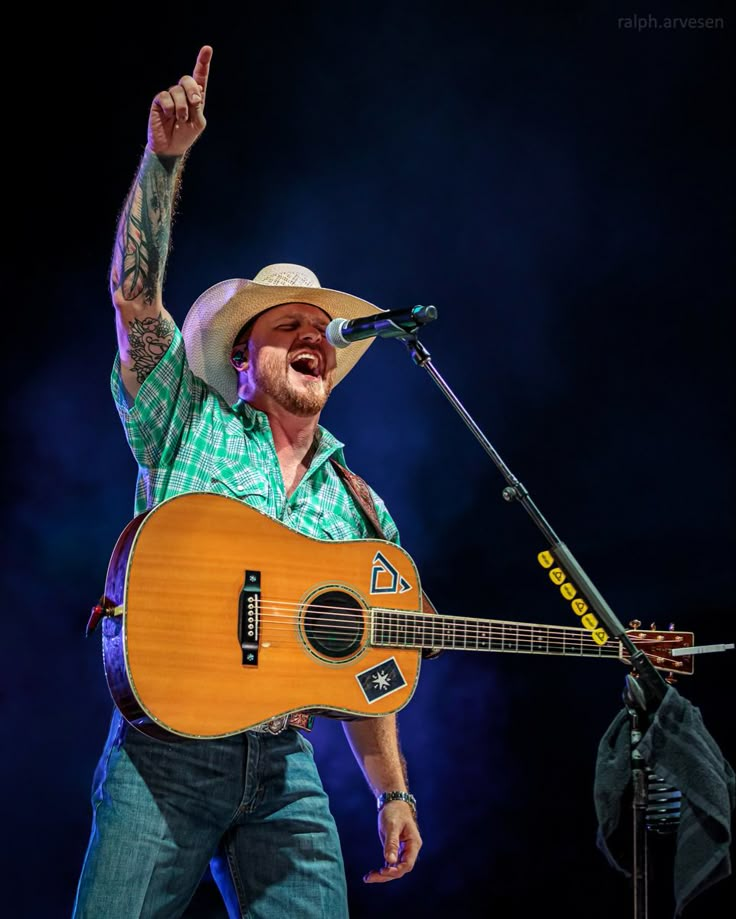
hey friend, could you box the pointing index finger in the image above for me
[192,45,213,100]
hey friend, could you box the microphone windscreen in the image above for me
[325,318,352,349]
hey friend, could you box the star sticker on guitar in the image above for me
[372,671,391,690]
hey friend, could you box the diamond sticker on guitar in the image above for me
[370,551,412,594]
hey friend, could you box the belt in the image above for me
[249,712,315,735]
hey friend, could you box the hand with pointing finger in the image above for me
[147,45,212,158]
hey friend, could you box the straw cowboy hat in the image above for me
[182,263,385,405]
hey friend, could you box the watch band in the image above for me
[376,791,417,816]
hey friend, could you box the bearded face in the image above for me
[233,303,337,417]
[250,339,335,415]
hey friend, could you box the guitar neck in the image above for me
[371,610,621,661]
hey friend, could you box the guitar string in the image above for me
[153,593,679,655]
[229,601,668,655]
[258,616,617,643]
[230,628,658,664]
[244,600,615,638]
[241,599,672,644]
[236,596,614,631]
[233,595,677,639]
[256,623,621,654]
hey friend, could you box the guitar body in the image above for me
[101,492,423,739]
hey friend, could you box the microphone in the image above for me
[325,305,438,349]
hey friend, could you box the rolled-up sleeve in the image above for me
[111,328,203,469]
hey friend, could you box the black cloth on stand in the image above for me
[594,685,735,916]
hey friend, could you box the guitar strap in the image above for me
[329,458,442,659]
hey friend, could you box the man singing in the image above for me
[74,45,422,919]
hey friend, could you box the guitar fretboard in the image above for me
[371,610,619,659]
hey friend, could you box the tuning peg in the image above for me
[668,623,675,630]
[650,622,657,630]
[629,619,641,629]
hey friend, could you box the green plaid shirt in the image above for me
[111,328,399,543]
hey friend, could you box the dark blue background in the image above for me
[6,4,734,917]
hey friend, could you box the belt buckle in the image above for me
[267,715,289,735]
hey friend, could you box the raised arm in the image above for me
[110,46,212,399]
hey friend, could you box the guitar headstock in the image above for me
[621,623,695,677]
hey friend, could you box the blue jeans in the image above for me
[73,711,348,918]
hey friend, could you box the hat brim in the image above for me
[182,278,385,405]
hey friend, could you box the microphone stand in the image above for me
[623,675,656,919]
[398,330,669,703]
[393,324,670,918]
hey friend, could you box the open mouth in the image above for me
[289,351,322,379]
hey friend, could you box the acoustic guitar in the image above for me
[95,492,694,740]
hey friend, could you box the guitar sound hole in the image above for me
[303,591,364,659]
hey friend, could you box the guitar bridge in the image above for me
[238,570,261,666]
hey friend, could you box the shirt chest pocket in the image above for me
[319,518,363,540]
[297,501,367,541]
[208,468,271,511]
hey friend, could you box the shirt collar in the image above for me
[234,400,345,459]
[233,399,263,433]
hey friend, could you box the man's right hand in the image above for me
[147,45,212,157]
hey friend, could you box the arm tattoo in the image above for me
[127,314,176,383]
[110,153,181,305]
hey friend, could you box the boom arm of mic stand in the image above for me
[400,333,668,706]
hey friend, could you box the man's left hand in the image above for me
[363,801,422,883]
